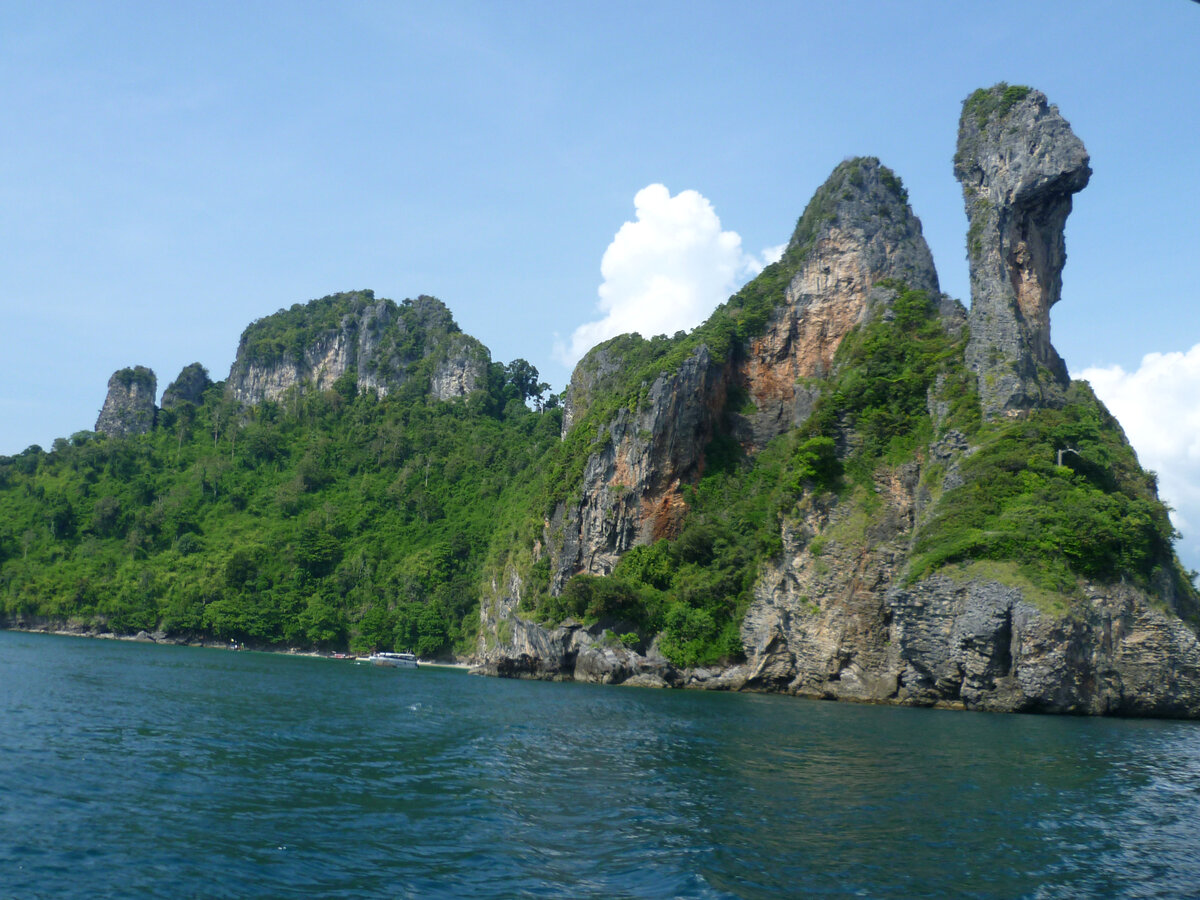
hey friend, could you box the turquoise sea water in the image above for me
[2,630,1200,899]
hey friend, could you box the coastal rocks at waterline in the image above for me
[478,539,1200,714]
[740,514,1200,716]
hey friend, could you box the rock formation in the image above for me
[734,156,947,450]
[548,344,725,591]
[560,343,628,439]
[954,85,1091,419]
[544,157,948,594]
[160,363,212,409]
[95,366,157,437]
[736,463,1200,716]
[476,86,1200,719]
[226,291,487,406]
[430,333,490,402]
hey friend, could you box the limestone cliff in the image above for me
[543,157,942,593]
[476,86,1200,719]
[734,157,947,450]
[738,461,1200,716]
[559,343,628,439]
[430,332,490,402]
[955,85,1091,419]
[95,366,157,437]
[227,291,488,406]
[548,343,725,592]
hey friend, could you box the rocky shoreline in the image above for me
[3,618,253,650]
[0,620,469,668]
[473,572,1200,719]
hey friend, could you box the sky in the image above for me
[2,1,1197,569]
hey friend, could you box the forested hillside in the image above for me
[0,299,562,657]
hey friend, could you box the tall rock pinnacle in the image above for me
[739,157,942,446]
[95,366,157,437]
[954,84,1091,418]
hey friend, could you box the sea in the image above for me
[2,630,1199,899]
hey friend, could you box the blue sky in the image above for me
[2,1,1198,567]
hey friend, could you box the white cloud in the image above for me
[1077,344,1200,574]
[555,185,783,367]
[746,243,787,277]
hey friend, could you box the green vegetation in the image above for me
[967,217,986,258]
[0,302,562,658]
[910,382,1182,595]
[4,266,1192,669]
[113,366,156,391]
[964,83,1033,128]
[801,286,971,473]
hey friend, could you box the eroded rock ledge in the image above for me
[95,366,157,437]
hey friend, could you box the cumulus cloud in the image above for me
[555,185,784,367]
[1077,344,1200,573]
[746,243,787,277]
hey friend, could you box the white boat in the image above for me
[364,651,419,669]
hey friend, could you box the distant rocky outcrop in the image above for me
[160,363,212,409]
[954,85,1091,419]
[95,367,157,437]
[560,342,631,439]
[430,333,490,402]
[227,291,488,406]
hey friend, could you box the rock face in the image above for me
[955,85,1091,419]
[548,344,725,591]
[543,158,943,592]
[95,367,157,437]
[476,86,1200,719]
[430,333,489,402]
[227,291,487,406]
[477,566,680,685]
[160,363,212,409]
[735,157,944,449]
[738,477,1200,716]
[560,343,627,440]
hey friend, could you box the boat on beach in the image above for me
[362,651,419,669]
